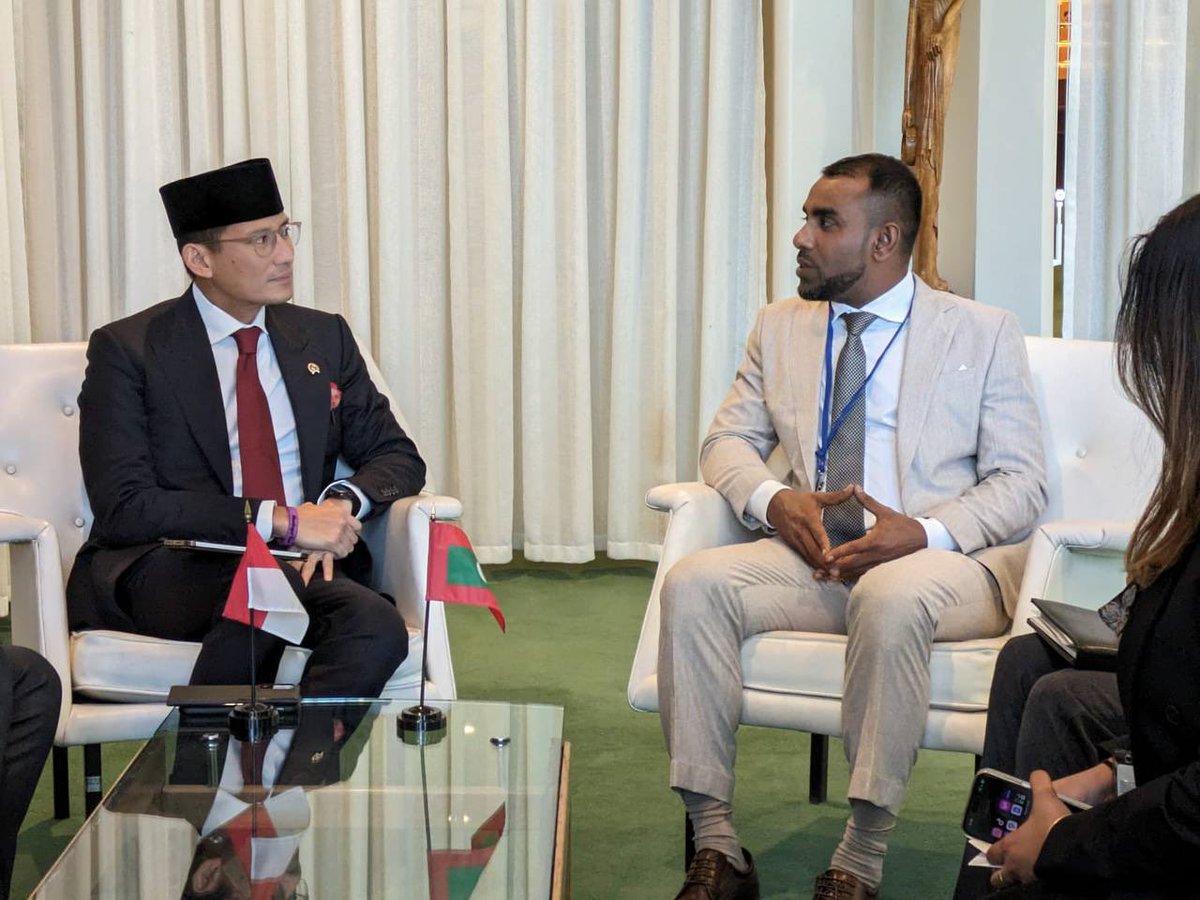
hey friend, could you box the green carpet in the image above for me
[5,558,976,898]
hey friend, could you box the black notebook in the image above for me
[1027,597,1119,671]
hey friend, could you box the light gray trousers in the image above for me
[657,536,1007,814]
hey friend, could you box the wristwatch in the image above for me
[324,484,362,517]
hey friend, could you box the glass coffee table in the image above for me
[32,699,569,899]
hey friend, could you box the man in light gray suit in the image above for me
[661,154,1046,900]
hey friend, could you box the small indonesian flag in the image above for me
[427,521,505,631]
[219,788,309,900]
[222,524,310,644]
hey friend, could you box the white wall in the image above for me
[938,0,980,297]
[973,0,1058,335]
[768,1,857,302]
[770,0,1058,335]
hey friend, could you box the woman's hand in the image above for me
[987,770,1070,888]
[1053,761,1117,808]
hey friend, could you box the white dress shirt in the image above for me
[193,287,368,539]
[746,273,958,551]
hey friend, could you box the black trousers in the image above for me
[952,635,1125,900]
[0,646,61,900]
[118,546,408,699]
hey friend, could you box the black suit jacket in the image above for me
[1034,538,1200,895]
[67,288,426,632]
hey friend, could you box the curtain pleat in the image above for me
[0,0,766,564]
[1063,0,1193,339]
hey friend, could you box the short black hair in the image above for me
[821,153,922,256]
[175,226,225,252]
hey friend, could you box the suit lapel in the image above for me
[156,289,235,492]
[267,307,329,501]
[896,279,958,480]
[788,301,827,489]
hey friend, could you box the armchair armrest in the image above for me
[627,483,756,710]
[0,510,72,738]
[645,482,757,572]
[363,492,462,700]
[1010,519,1135,635]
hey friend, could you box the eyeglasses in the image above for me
[212,221,303,257]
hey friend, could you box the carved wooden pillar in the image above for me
[902,0,965,291]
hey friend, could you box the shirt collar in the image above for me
[831,272,914,325]
[192,284,268,346]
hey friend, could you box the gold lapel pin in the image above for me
[307,362,321,375]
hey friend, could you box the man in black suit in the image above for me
[66,158,425,699]
[0,646,60,900]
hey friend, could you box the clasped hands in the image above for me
[273,497,362,585]
[766,485,927,581]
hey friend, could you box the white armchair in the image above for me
[627,336,1160,803]
[0,341,458,817]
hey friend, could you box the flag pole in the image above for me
[399,508,446,745]
[229,501,279,747]
[419,584,432,711]
[249,515,257,710]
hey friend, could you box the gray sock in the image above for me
[828,799,894,889]
[679,789,749,872]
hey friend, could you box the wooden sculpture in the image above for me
[902,0,965,291]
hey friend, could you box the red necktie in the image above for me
[239,739,267,790]
[233,327,286,504]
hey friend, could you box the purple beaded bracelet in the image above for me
[281,505,299,547]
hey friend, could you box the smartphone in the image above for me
[962,767,1089,843]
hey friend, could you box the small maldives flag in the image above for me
[222,523,310,644]
[427,803,506,900]
[427,521,506,632]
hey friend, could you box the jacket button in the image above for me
[1166,704,1182,726]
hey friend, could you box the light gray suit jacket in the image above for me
[700,277,1048,614]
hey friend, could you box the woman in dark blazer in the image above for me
[972,194,1200,899]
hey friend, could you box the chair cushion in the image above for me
[71,627,426,701]
[741,631,1007,712]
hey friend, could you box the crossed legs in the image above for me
[952,635,1124,900]
[120,546,408,699]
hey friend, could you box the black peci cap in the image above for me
[159,158,283,239]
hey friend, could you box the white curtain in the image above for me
[0,0,766,564]
[1062,0,1200,339]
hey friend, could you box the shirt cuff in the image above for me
[319,480,372,520]
[917,517,960,551]
[256,500,276,542]
[747,480,790,531]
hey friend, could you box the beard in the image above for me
[798,264,866,302]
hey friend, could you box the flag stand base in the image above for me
[228,701,280,744]
[398,705,446,746]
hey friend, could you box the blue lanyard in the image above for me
[814,302,912,490]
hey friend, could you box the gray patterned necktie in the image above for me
[824,311,876,546]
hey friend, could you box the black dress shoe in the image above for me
[812,867,879,900]
[674,848,760,900]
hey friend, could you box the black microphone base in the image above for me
[398,705,446,745]
[228,701,280,744]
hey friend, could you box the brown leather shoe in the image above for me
[674,848,760,900]
[812,867,879,900]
